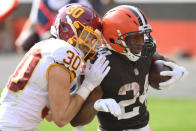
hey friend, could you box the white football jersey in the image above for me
[0,38,82,129]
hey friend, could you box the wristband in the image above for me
[75,81,94,100]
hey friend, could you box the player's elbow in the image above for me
[54,121,65,127]
[52,114,69,127]
[53,119,69,127]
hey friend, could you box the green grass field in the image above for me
[0,89,196,131]
[38,97,196,131]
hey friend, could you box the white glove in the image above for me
[94,99,122,117]
[76,55,111,100]
[83,55,110,91]
[159,60,188,89]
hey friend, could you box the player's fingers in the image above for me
[100,60,110,72]
[160,71,174,76]
[93,55,102,66]
[159,85,173,90]
[159,78,175,87]
[110,103,121,116]
[99,56,107,65]
[85,59,91,69]
[101,103,109,112]
[102,66,111,78]
[94,55,106,67]
[102,59,110,68]
[162,61,176,69]
[156,60,164,64]
[107,100,121,117]
[115,104,122,116]
[108,105,116,116]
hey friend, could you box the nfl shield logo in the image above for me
[134,68,139,76]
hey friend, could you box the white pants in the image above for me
[73,126,84,131]
[98,124,151,131]
[0,128,37,131]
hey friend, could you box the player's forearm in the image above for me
[71,86,103,126]
[70,102,98,126]
[54,94,85,127]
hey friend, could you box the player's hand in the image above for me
[76,55,110,100]
[94,99,122,117]
[83,55,110,91]
[159,61,188,89]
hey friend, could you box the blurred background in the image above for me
[0,0,196,131]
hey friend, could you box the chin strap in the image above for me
[123,50,140,62]
[66,15,77,36]
[50,17,60,37]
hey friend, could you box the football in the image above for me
[149,60,172,90]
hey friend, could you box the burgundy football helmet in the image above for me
[51,3,102,62]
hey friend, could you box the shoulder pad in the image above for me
[51,39,82,77]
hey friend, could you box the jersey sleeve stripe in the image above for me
[46,63,75,83]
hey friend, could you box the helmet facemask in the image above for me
[54,15,102,63]
[116,25,155,61]
[67,19,102,63]
[102,5,156,62]
[50,3,102,63]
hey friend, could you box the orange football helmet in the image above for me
[102,5,155,61]
[51,3,102,62]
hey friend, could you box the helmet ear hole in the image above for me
[109,38,115,43]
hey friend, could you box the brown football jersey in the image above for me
[97,46,156,130]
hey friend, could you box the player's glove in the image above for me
[159,61,188,89]
[94,99,122,117]
[76,55,110,100]
[83,55,110,91]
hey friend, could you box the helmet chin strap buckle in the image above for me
[66,16,77,36]
[123,48,140,62]
[125,52,139,62]
[50,26,58,37]
[50,17,60,38]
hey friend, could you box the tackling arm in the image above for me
[48,65,85,127]
[71,85,103,127]
[48,55,110,127]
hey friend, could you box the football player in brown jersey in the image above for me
[70,5,188,131]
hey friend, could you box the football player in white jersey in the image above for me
[0,3,110,131]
